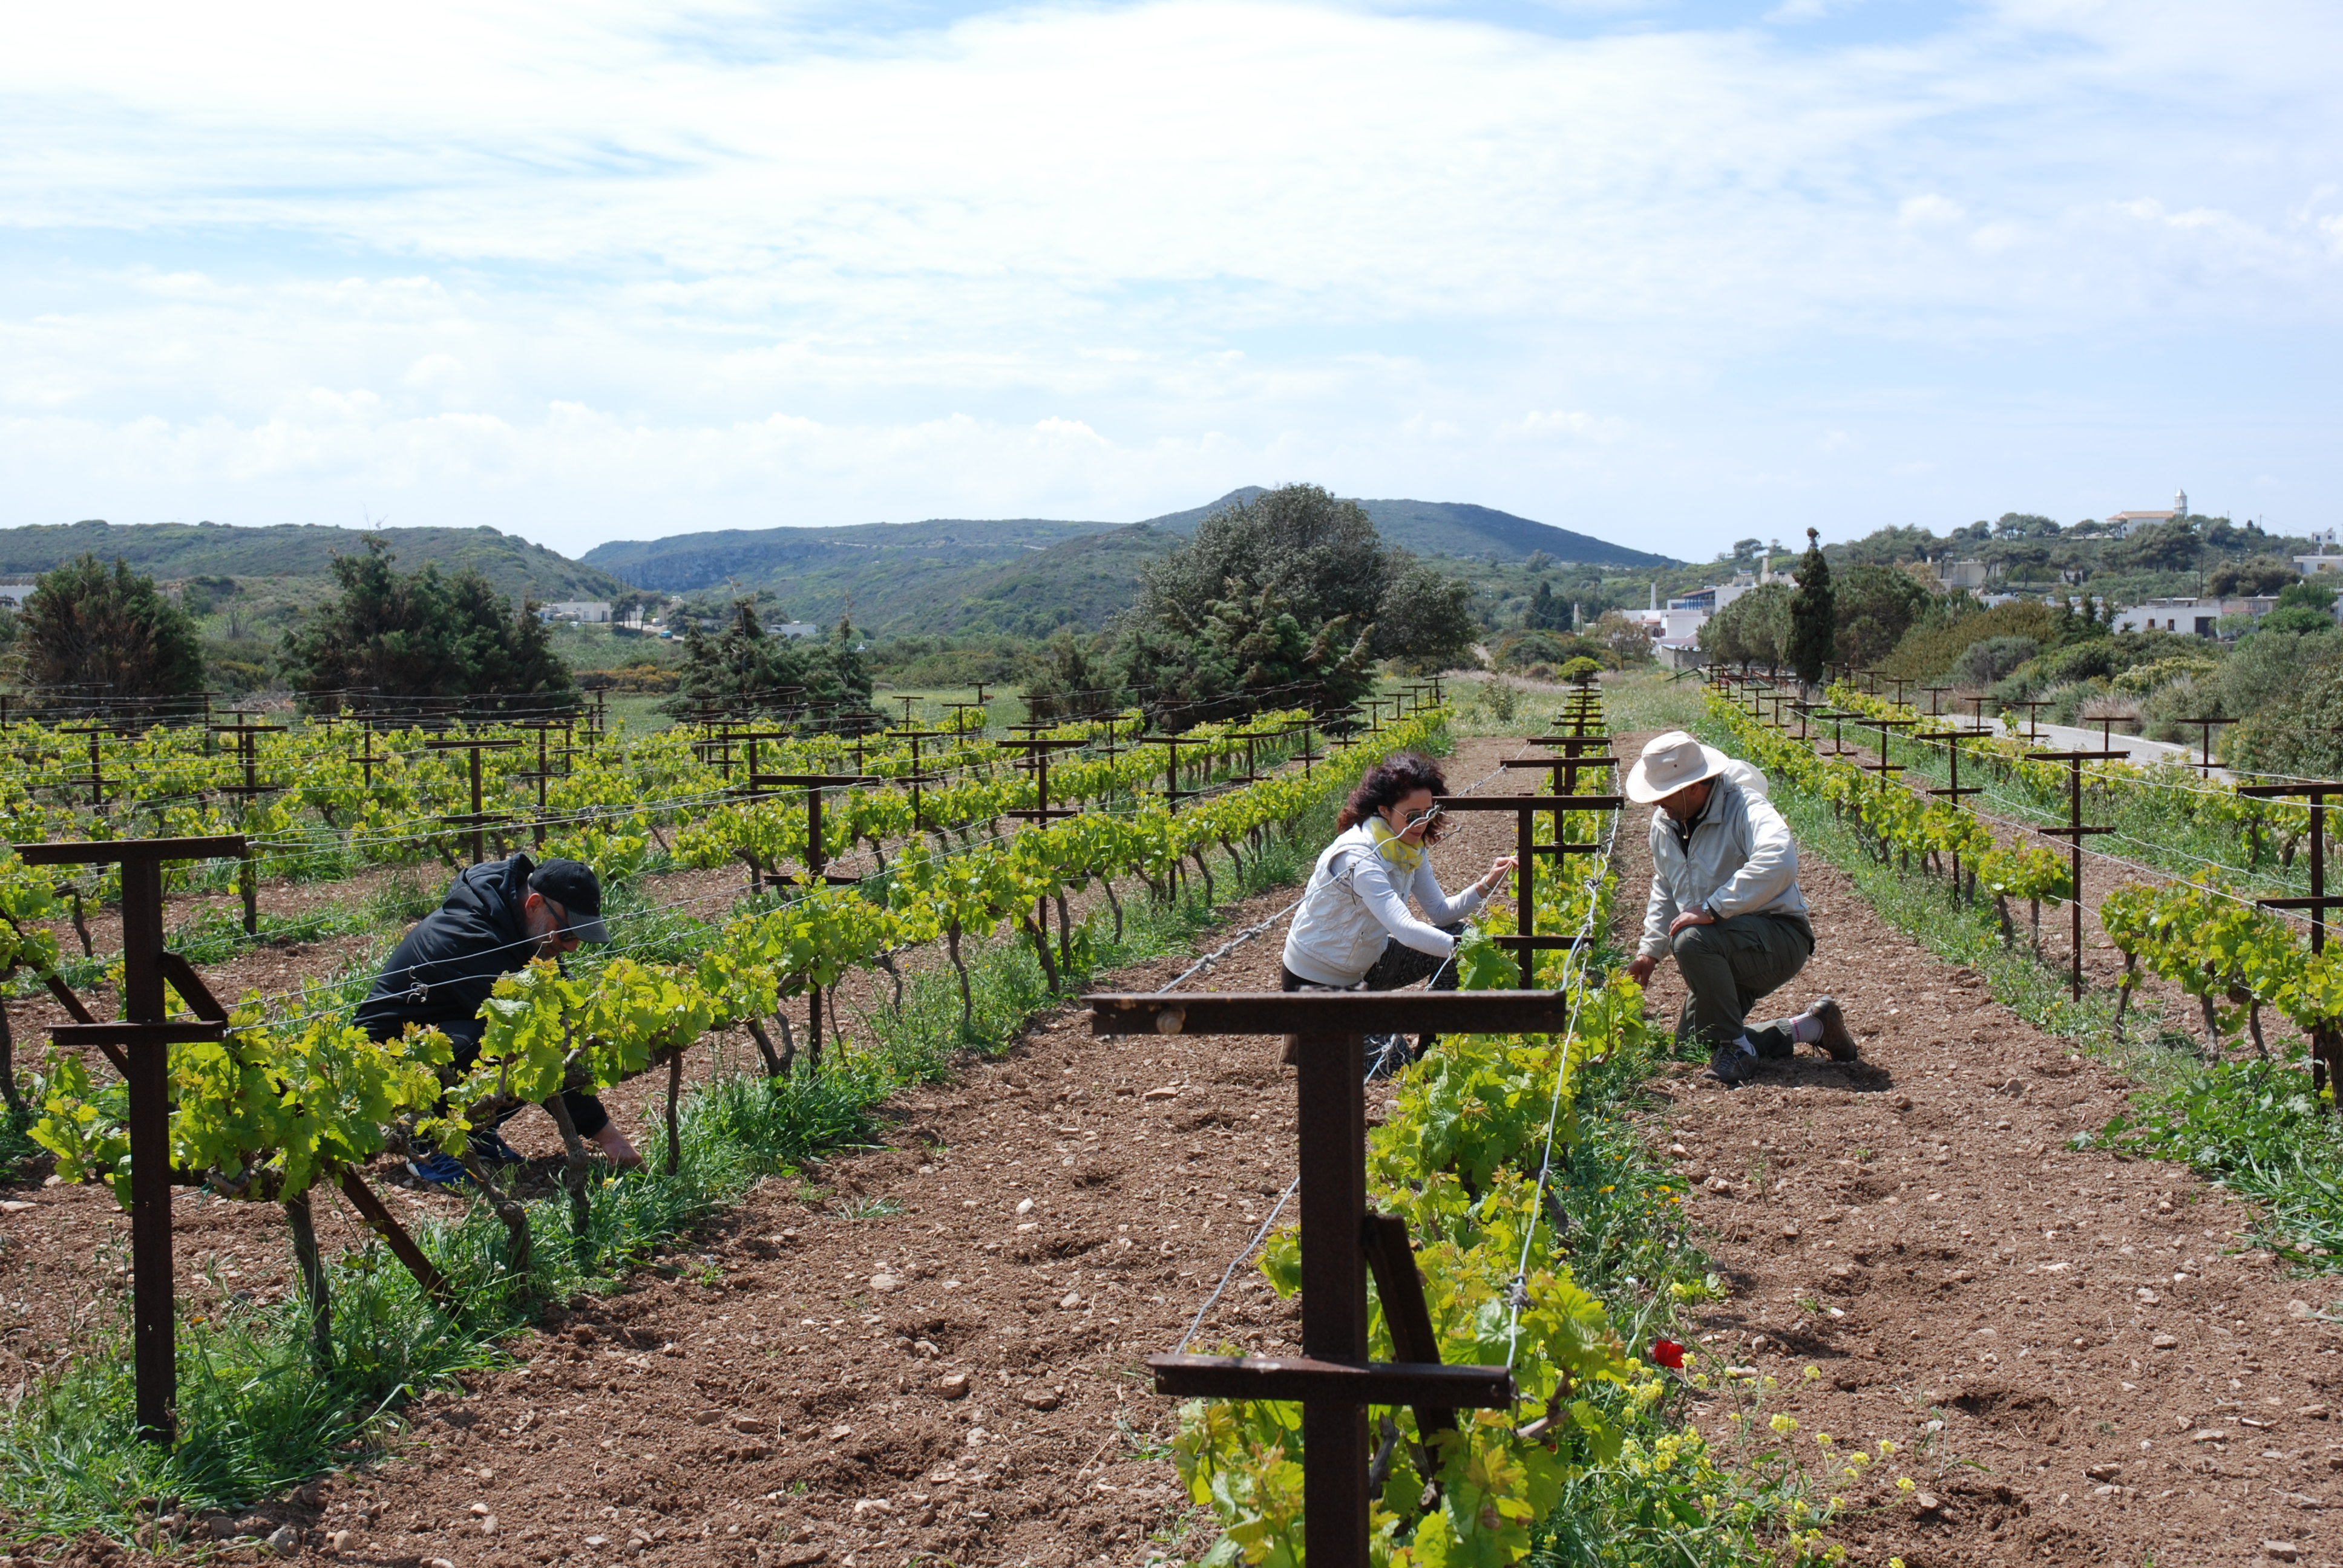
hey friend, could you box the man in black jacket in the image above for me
[356,855,641,1180]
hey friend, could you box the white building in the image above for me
[1929,558,1990,591]
[2114,598,2215,635]
[2296,552,2343,578]
[2112,593,2278,636]
[540,601,613,623]
[1630,555,1800,661]
[2103,488,2189,538]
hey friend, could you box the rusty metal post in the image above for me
[1295,1031,1369,1566]
[120,856,175,1443]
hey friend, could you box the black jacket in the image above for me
[355,856,547,1050]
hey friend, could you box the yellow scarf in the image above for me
[1365,816,1426,877]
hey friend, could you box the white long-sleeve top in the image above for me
[1280,823,1491,987]
[1637,759,1810,960]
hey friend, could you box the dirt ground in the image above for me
[1624,725,2343,1567]
[15,720,2343,1566]
[0,742,1522,1568]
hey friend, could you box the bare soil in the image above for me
[20,724,2342,1566]
[0,744,1519,1568]
[1622,727,2343,1567]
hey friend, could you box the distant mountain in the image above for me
[581,490,1671,636]
[580,517,1108,596]
[1141,489,1673,567]
[0,520,631,604]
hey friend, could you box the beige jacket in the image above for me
[1636,760,1810,960]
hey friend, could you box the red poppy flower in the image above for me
[1651,1338,1686,1370]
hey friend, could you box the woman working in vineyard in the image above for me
[1280,753,1518,1071]
[1622,731,1857,1085]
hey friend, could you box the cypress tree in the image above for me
[1787,527,1836,687]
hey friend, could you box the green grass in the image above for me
[0,744,1365,1549]
[1605,666,1711,736]
[2097,1056,2343,1273]
[1529,969,1847,1564]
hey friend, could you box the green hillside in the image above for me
[1137,489,1671,567]
[0,521,631,604]
[581,491,1673,637]
[579,518,1106,593]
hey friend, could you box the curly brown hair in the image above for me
[1336,753,1450,839]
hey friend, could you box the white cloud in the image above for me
[1898,194,1966,229]
[0,0,2338,556]
[1498,410,1630,445]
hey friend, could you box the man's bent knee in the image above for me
[1671,923,1723,959]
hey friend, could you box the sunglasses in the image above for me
[1402,803,1444,830]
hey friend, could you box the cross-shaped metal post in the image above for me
[1435,791,1623,984]
[2025,748,2125,1000]
[1086,991,1579,1568]
[1916,727,1983,892]
[2235,783,2343,953]
[2175,717,2226,779]
[18,834,243,1443]
[1864,717,1916,780]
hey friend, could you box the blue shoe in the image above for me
[469,1128,526,1166]
[407,1149,470,1185]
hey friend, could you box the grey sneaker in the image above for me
[1705,1044,1755,1085]
[1810,996,1860,1061]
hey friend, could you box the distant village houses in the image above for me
[1637,486,2343,665]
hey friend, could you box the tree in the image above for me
[280,538,572,709]
[1700,583,1793,670]
[1135,485,1391,641]
[611,589,664,626]
[1993,512,2061,540]
[1832,563,1928,668]
[2276,578,2338,614]
[2207,557,2297,597]
[1591,611,1654,665]
[2226,653,2343,777]
[1114,482,1476,711]
[1786,528,1836,684]
[1020,631,1121,722]
[1116,580,1373,723]
[1375,559,1480,672]
[16,555,205,705]
[2102,519,2201,575]
[671,600,874,724]
[1523,580,1571,632]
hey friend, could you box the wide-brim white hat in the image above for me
[1624,731,1732,805]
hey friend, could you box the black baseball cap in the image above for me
[527,859,609,942]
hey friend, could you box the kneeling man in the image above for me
[1622,731,1857,1083]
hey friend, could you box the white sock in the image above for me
[1734,1033,1757,1056]
[1791,1014,1824,1045]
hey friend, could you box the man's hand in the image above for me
[1626,954,1657,986]
[592,1122,646,1172]
[1667,904,1717,937]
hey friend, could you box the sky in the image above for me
[3,0,2339,564]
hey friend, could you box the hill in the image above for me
[582,491,1672,637]
[1139,489,1671,567]
[0,521,631,604]
[580,517,1107,597]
